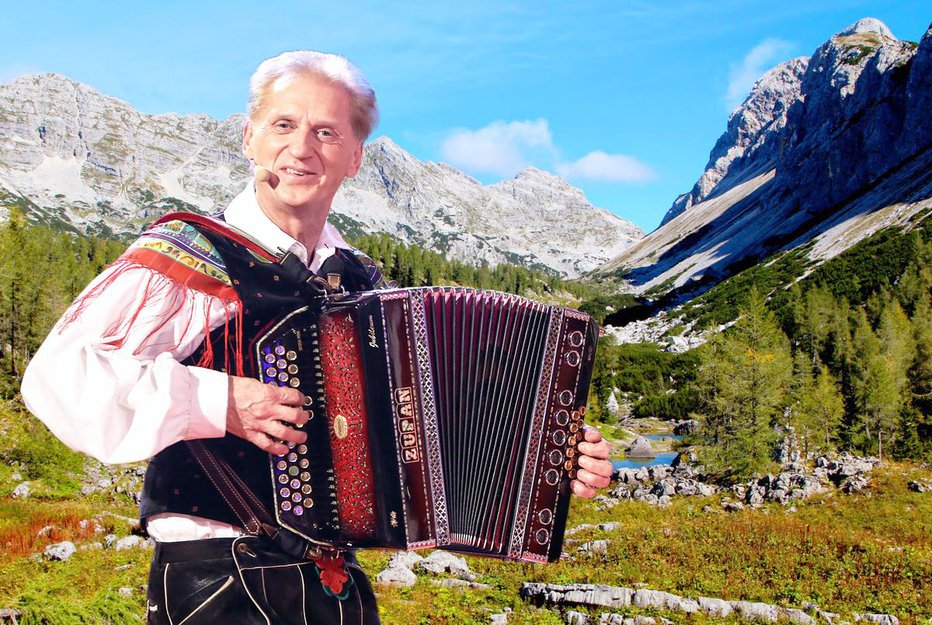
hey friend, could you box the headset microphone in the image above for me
[254,165,273,183]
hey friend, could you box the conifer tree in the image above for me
[694,289,792,481]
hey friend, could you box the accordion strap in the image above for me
[185,440,279,538]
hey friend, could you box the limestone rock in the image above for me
[12,482,30,498]
[417,550,476,580]
[624,436,656,459]
[44,541,76,561]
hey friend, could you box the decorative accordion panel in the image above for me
[256,287,599,562]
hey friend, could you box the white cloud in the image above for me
[440,119,556,178]
[726,38,794,110]
[556,151,657,183]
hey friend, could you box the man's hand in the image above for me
[226,376,309,455]
[571,425,613,498]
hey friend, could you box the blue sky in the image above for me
[1,1,927,231]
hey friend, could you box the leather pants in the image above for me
[146,536,380,625]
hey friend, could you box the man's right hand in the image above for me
[226,376,309,455]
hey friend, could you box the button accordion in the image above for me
[257,287,599,563]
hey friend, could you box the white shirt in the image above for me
[21,184,349,540]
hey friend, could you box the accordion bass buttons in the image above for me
[554,410,570,426]
[567,330,584,348]
[548,449,564,466]
[544,469,560,485]
[558,390,574,406]
[534,528,550,545]
[552,430,567,446]
[565,350,581,367]
[538,508,554,525]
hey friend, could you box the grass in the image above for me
[1,399,929,624]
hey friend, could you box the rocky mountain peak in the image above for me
[836,17,896,40]
[601,18,931,299]
[659,17,915,228]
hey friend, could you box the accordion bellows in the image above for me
[257,287,599,562]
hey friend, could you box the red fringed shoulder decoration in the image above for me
[59,219,246,375]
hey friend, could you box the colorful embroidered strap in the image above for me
[319,310,378,540]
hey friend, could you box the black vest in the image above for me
[139,222,377,527]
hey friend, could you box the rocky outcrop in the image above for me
[624,436,656,458]
[522,582,899,625]
[0,75,641,276]
[602,453,877,509]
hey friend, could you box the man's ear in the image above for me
[243,121,255,160]
[347,141,363,177]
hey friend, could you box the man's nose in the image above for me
[289,126,320,159]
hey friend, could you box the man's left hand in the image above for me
[571,425,613,498]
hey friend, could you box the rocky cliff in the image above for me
[0,76,641,277]
[599,18,932,295]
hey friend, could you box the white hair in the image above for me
[247,51,379,141]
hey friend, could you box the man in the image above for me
[22,51,613,624]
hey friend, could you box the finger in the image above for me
[252,432,290,457]
[581,425,604,443]
[574,466,612,490]
[577,454,613,477]
[267,405,310,427]
[266,384,307,406]
[571,479,597,499]
[577,440,610,460]
[266,421,308,446]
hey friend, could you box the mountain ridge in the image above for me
[596,18,932,299]
[0,74,642,277]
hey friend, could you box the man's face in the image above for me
[243,72,363,220]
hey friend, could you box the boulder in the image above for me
[625,436,656,459]
[44,541,76,561]
[418,550,476,580]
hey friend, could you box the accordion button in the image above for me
[278,474,289,484]
[300,472,311,482]
[554,410,570,426]
[264,353,276,364]
[275,345,286,356]
[289,378,301,388]
[265,367,277,378]
[534,528,550,545]
[276,460,287,471]
[288,453,298,463]
[291,479,301,489]
[288,364,299,375]
[538,509,553,525]
[302,484,313,495]
[287,350,298,361]
[548,450,564,466]
[568,331,584,347]
[280,487,291,498]
[304,396,313,406]
[569,422,580,433]
[558,390,574,406]
[564,460,574,471]
[552,430,567,446]
[278,372,289,383]
[276,359,287,370]
[565,351,581,367]
[293,505,304,516]
[292,492,303,503]
[288,466,299,477]
[298,444,308,455]
[281,501,292,512]
[566,448,576,459]
[299,459,310,469]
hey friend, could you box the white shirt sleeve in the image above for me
[20,263,232,464]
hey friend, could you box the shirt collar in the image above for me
[223,184,350,272]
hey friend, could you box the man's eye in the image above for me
[273,121,294,131]
[316,128,339,143]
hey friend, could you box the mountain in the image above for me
[595,18,932,296]
[0,75,641,278]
